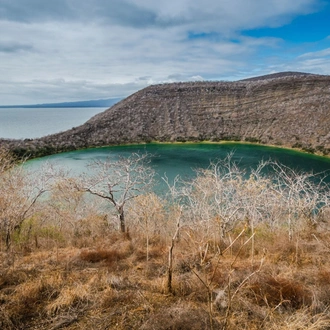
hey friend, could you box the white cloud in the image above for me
[128,0,319,31]
[294,52,330,74]
[0,0,328,105]
[298,48,330,59]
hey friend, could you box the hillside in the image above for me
[1,72,330,157]
[239,71,314,81]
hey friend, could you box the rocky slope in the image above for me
[2,72,330,157]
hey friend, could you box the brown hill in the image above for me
[239,71,314,81]
[2,72,330,157]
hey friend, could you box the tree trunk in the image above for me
[6,229,11,251]
[167,241,174,294]
[166,212,181,294]
[119,208,125,233]
[4,219,11,251]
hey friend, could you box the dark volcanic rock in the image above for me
[2,72,330,157]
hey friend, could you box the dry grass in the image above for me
[3,148,330,329]
[1,214,330,329]
[80,248,127,265]
[249,275,312,309]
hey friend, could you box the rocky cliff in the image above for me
[2,72,330,157]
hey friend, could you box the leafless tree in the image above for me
[80,153,155,233]
[0,149,60,250]
[269,161,330,239]
[128,193,166,262]
[164,155,330,251]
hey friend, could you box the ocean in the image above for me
[0,107,106,139]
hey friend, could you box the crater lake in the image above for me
[2,107,330,188]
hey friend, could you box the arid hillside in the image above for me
[2,72,330,157]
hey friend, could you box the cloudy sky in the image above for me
[0,0,329,105]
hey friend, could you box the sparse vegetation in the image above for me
[1,149,330,329]
[1,74,330,158]
[79,152,155,233]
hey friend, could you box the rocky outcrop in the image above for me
[2,72,330,157]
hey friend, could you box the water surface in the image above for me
[0,107,105,139]
[28,143,330,191]
[3,106,328,190]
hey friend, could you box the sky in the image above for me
[0,0,330,105]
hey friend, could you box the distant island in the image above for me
[1,71,330,158]
[0,97,122,108]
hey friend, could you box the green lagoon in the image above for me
[28,143,330,191]
[5,107,330,188]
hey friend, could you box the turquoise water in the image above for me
[28,143,330,191]
[3,107,330,183]
[2,107,328,192]
[0,107,106,139]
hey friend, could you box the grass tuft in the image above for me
[250,275,312,309]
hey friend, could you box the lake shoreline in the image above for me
[31,139,329,161]
[3,75,330,160]
[5,139,329,164]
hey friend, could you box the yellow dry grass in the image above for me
[1,224,330,329]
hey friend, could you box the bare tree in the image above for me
[80,153,155,233]
[163,155,330,255]
[45,176,106,240]
[269,161,330,239]
[0,149,59,250]
[128,193,166,262]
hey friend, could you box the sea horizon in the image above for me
[0,107,106,139]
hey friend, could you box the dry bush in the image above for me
[13,215,67,251]
[167,158,330,249]
[317,268,330,284]
[133,244,165,262]
[166,273,205,298]
[0,147,16,173]
[128,193,167,234]
[79,231,133,263]
[264,308,330,330]
[80,248,124,265]
[100,287,137,309]
[5,278,52,325]
[0,268,34,289]
[0,156,63,251]
[43,179,111,248]
[249,275,312,310]
[140,303,221,330]
[311,268,330,310]
[46,282,90,315]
